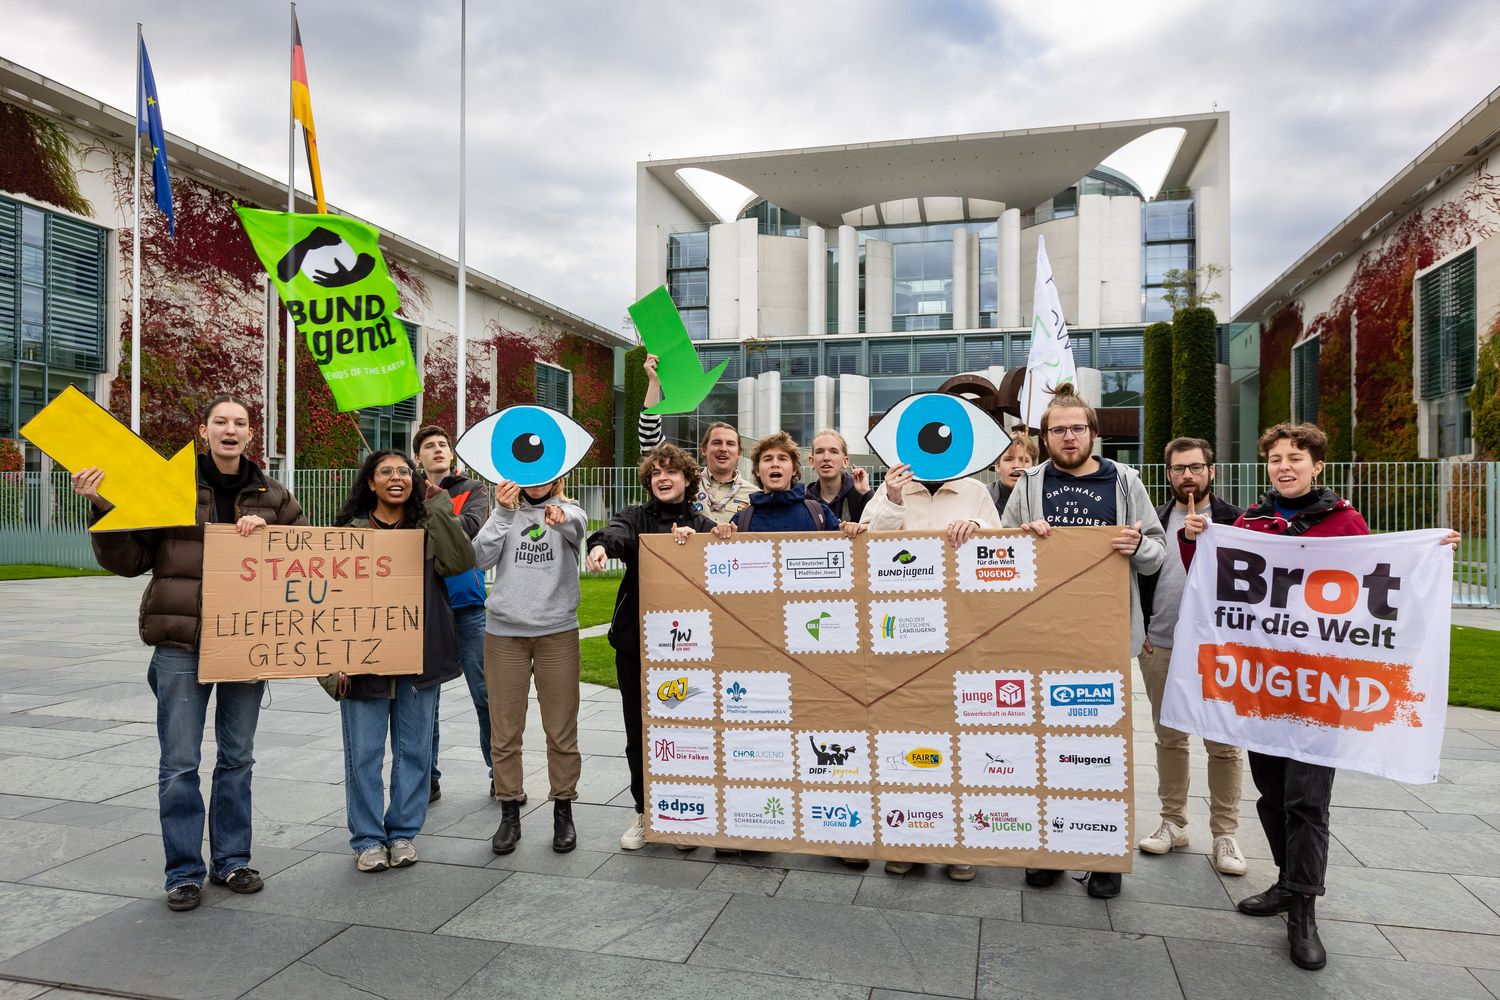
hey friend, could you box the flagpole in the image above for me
[130,23,142,434]
[455,0,468,436]
[284,1,297,489]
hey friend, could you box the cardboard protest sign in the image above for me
[199,524,424,682]
[864,393,1008,482]
[1161,525,1453,783]
[454,405,595,487]
[236,207,422,411]
[638,527,1135,872]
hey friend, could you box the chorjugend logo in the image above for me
[810,804,862,828]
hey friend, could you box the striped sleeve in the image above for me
[638,412,663,452]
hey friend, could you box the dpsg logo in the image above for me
[655,797,708,821]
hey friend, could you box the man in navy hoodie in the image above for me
[414,425,491,802]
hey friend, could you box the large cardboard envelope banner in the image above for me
[637,527,1135,872]
[1161,525,1453,784]
[199,525,425,682]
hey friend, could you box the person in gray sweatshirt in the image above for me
[471,476,586,857]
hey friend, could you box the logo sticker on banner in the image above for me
[778,538,855,592]
[647,726,717,778]
[876,731,954,786]
[723,785,797,840]
[718,670,792,724]
[866,537,947,593]
[797,730,869,783]
[800,790,874,845]
[722,728,795,780]
[1043,796,1129,855]
[646,668,716,720]
[784,600,860,654]
[1160,525,1454,784]
[1043,733,1128,792]
[953,671,1033,725]
[960,793,1042,850]
[1040,670,1125,727]
[642,610,713,663]
[956,536,1038,592]
[878,792,959,847]
[649,782,719,836]
[957,732,1040,789]
[703,540,777,594]
[869,598,949,654]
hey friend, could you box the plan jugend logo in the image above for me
[970,809,1032,833]
[1048,682,1116,718]
[810,804,862,829]
[877,549,937,583]
[1213,547,1401,649]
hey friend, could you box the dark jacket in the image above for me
[587,495,715,654]
[438,472,490,610]
[1139,492,1241,635]
[1180,486,1369,570]
[343,503,476,699]
[988,479,1014,516]
[736,483,841,533]
[91,457,307,651]
[814,472,870,523]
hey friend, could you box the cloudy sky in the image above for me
[5,0,1499,329]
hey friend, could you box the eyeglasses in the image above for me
[1167,463,1209,476]
[376,466,413,478]
[1045,424,1090,439]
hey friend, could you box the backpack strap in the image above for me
[733,505,755,531]
[802,498,826,531]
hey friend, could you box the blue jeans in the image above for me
[341,681,438,852]
[146,646,263,891]
[431,605,490,782]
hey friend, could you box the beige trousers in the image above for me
[1138,644,1243,837]
[485,630,581,802]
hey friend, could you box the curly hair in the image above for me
[334,449,426,527]
[637,443,702,494]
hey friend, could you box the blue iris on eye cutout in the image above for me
[454,405,596,487]
[865,392,1006,482]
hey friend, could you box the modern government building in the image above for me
[635,113,1238,464]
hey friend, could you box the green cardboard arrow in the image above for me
[628,286,730,415]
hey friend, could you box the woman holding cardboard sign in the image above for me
[331,449,475,873]
[75,394,306,913]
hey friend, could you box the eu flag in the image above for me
[137,36,174,237]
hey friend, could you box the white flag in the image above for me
[1019,236,1077,429]
[1160,525,1453,784]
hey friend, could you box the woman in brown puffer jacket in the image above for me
[72,394,306,913]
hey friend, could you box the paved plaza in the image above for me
[0,576,1498,999]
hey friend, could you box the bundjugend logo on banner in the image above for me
[1160,525,1453,784]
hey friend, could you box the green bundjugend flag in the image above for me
[236,207,422,411]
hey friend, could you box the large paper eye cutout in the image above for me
[866,392,1006,482]
[455,405,595,487]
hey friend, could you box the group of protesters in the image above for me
[69,354,1458,975]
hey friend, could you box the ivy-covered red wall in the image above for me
[1260,162,1500,461]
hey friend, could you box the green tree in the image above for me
[1142,321,1174,465]
[623,345,648,467]
[1171,307,1217,444]
[1469,317,1500,459]
[1160,263,1225,313]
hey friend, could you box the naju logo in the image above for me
[725,681,747,703]
[985,752,1016,776]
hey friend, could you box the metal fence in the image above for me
[4,462,1496,606]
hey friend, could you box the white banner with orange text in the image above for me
[1160,525,1452,784]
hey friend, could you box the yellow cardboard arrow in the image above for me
[20,386,198,532]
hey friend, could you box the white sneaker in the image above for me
[620,814,647,850]
[355,845,389,872]
[1137,820,1189,855]
[388,839,418,868]
[1213,835,1247,876]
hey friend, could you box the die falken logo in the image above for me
[654,738,709,763]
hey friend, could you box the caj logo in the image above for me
[656,677,689,702]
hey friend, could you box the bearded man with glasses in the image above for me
[998,383,1165,901]
[1136,438,1246,875]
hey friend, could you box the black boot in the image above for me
[491,800,521,855]
[1237,882,1295,916]
[1025,868,1062,887]
[552,799,576,854]
[1287,894,1327,970]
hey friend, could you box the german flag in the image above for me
[291,12,326,214]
